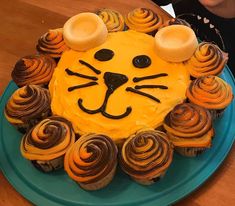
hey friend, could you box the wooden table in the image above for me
[0,0,234,205]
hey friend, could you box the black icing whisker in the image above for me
[79,60,101,74]
[135,85,168,89]
[65,68,98,81]
[126,87,161,103]
[68,82,98,92]
[133,73,168,83]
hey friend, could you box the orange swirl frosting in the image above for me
[4,85,51,127]
[163,103,214,147]
[187,42,228,78]
[125,8,163,34]
[64,133,118,186]
[21,116,75,160]
[36,28,69,58]
[96,8,125,32]
[186,75,233,110]
[120,129,173,181]
[11,54,56,87]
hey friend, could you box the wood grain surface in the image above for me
[0,0,234,206]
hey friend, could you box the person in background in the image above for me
[153,0,235,76]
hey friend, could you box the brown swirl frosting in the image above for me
[120,129,173,180]
[125,8,163,35]
[21,116,75,160]
[96,8,125,32]
[187,42,228,78]
[11,54,56,87]
[163,103,214,147]
[64,133,118,184]
[36,28,69,58]
[186,75,233,110]
[4,85,51,127]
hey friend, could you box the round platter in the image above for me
[0,67,235,206]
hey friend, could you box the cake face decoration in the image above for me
[49,30,190,141]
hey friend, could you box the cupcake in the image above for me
[36,28,69,60]
[125,8,163,35]
[4,85,51,132]
[163,103,214,157]
[186,75,233,118]
[64,133,118,190]
[96,8,125,32]
[120,129,173,185]
[11,54,56,87]
[187,42,228,78]
[20,116,75,172]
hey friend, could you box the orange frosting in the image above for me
[36,28,69,58]
[163,103,214,148]
[64,133,117,184]
[187,42,228,78]
[11,54,56,87]
[186,75,233,110]
[120,129,173,180]
[125,8,163,34]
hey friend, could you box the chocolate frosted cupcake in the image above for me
[120,129,173,185]
[21,116,75,172]
[11,54,56,87]
[125,8,163,35]
[96,8,125,32]
[187,42,228,78]
[36,28,69,60]
[4,85,51,132]
[163,103,214,157]
[186,75,233,119]
[64,133,118,190]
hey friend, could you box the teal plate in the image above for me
[0,67,235,206]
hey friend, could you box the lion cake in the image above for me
[4,7,233,190]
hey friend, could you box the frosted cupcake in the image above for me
[64,133,118,190]
[36,28,69,60]
[187,42,228,78]
[186,75,233,118]
[120,129,173,185]
[4,85,51,132]
[163,103,214,157]
[125,8,163,35]
[11,54,56,87]
[21,116,75,172]
[96,8,125,32]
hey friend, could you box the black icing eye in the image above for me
[94,49,114,61]
[133,55,151,68]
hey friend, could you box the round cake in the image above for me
[49,30,191,142]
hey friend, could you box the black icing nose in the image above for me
[104,72,128,92]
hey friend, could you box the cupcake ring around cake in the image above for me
[3,7,233,192]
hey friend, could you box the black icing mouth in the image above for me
[78,72,132,119]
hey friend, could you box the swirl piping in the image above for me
[36,28,69,58]
[5,85,51,126]
[11,54,56,87]
[125,8,163,34]
[64,133,118,184]
[186,75,233,109]
[21,116,75,160]
[120,129,173,180]
[187,42,228,78]
[96,9,125,32]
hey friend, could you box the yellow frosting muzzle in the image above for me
[49,30,190,142]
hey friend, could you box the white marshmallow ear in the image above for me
[154,25,198,62]
[63,12,108,51]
